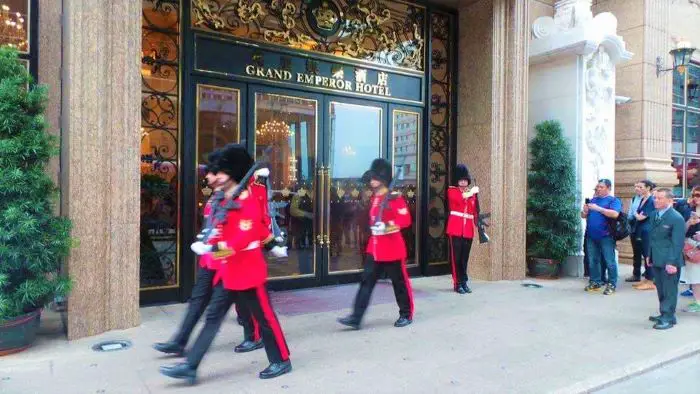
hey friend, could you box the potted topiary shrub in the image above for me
[526,120,580,278]
[0,47,73,355]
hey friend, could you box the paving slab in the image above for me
[2,265,700,394]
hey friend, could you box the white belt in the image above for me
[450,211,474,219]
[243,241,261,251]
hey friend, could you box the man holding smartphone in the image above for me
[581,179,622,295]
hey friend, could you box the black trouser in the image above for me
[171,266,258,347]
[631,236,653,280]
[187,283,290,369]
[652,266,681,323]
[171,266,216,347]
[448,236,472,287]
[351,255,414,321]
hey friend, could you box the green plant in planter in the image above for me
[0,47,73,322]
[526,120,580,267]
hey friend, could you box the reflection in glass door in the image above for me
[253,91,319,279]
[195,84,241,232]
[327,101,384,274]
[391,109,421,266]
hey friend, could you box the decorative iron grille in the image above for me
[140,0,181,289]
[427,11,452,264]
[190,0,425,71]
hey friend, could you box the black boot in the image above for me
[259,360,292,379]
[463,283,472,294]
[394,316,412,327]
[153,341,184,356]
[455,285,466,294]
[159,363,197,384]
[235,339,264,353]
[337,316,360,330]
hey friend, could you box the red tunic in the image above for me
[207,190,268,290]
[365,193,412,262]
[248,180,273,244]
[445,186,477,239]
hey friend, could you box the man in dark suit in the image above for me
[648,188,686,330]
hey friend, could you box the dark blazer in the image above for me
[632,195,656,237]
[649,207,686,268]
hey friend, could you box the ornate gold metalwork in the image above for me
[190,0,425,71]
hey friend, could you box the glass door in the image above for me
[249,86,324,285]
[324,97,387,280]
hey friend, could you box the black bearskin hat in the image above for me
[454,164,472,185]
[204,148,223,174]
[368,158,392,185]
[360,170,372,185]
[217,143,254,183]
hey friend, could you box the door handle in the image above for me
[316,166,325,246]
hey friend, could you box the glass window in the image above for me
[0,0,29,53]
[673,109,684,153]
[672,63,700,198]
[140,0,181,289]
[672,156,683,198]
[689,65,700,110]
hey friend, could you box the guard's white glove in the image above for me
[464,186,480,199]
[196,228,218,240]
[190,241,213,255]
[274,235,285,243]
[370,222,386,235]
[254,168,270,179]
[270,245,288,258]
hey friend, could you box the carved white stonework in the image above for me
[584,47,615,185]
[528,1,632,277]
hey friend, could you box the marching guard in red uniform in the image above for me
[160,144,291,383]
[338,158,414,329]
[446,164,478,294]
[153,149,263,357]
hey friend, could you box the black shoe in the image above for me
[625,275,641,283]
[653,321,675,330]
[649,315,677,324]
[394,317,413,327]
[337,316,360,330]
[159,363,196,385]
[463,284,472,294]
[235,340,263,353]
[153,341,184,356]
[237,317,245,326]
[455,285,466,294]
[259,360,292,379]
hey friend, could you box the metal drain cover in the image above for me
[521,283,543,289]
[92,340,132,352]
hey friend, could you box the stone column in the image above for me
[61,1,141,339]
[458,0,529,281]
[529,0,633,275]
[593,0,676,263]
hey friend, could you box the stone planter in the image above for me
[527,257,561,279]
[0,309,41,356]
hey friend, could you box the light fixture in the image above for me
[0,3,26,51]
[657,41,697,77]
[255,120,292,145]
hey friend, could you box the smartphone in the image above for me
[585,198,591,204]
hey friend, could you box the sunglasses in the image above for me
[693,194,700,198]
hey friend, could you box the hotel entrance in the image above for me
[190,76,422,290]
[139,0,456,304]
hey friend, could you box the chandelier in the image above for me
[256,120,292,145]
[0,4,26,52]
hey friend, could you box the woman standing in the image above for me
[627,180,656,290]
[446,164,478,294]
[680,186,700,312]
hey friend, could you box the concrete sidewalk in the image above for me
[2,265,700,394]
